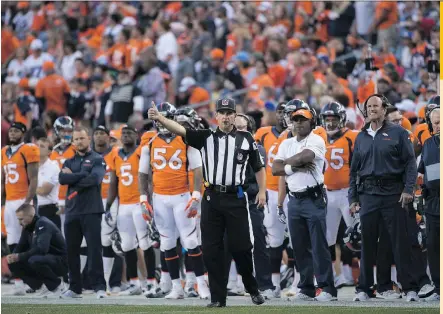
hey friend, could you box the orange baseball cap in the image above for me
[17,2,29,9]
[287,38,301,50]
[401,116,412,131]
[291,109,313,120]
[210,48,224,60]
[18,78,29,89]
[42,61,55,72]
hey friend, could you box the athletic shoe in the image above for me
[406,291,419,302]
[82,289,94,295]
[159,278,172,295]
[38,285,49,297]
[41,282,63,298]
[144,284,163,298]
[96,290,107,299]
[118,284,142,296]
[184,281,198,298]
[110,286,121,294]
[280,267,294,290]
[353,292,370,301]
[12,281,25,296]
[164,285,184,299]
[261,287,281,299]
[418,284,435,298]
[25,284,36,293]
[424,293,440,302]
[292,292,313,301]
[60,290,82,298]
[227,285,245,296]
[285,286,301,297]
[120,282,130,291]
[251,292,265,305]
[314,291,337,301]
[377,290,401,299]
[334,274,348,289]
[197,281,210,300]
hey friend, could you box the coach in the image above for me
[272,105,337,302]
[349,94,419,302]
[58,126,106,298]
[419,106,440,301]
[149,99,266,308]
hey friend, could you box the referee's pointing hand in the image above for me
[255,190,266,208]
[148,101,161,121]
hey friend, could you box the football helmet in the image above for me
[155,102,176,134]
[53,116,74,145]
[343,213,362,252]
[174,107,201,130]
[284,99,317,129]
[320,101,347,135]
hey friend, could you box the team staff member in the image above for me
[319,101,358,288]
[148,99,266,308]
[413,96,439,155]
[418,107,440,301]
[59,126,106,299]
[235,114,277,298]
[7,203,67,298]
[349,94,419,302]
[1,122,39,295]
[273,107,337,302]
[36,138,61,230]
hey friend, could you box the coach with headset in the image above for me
[272,103,337,301]
[349,94,419,301]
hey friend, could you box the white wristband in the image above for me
[284,164,295,176]
[140,195,148,203]
[191,191,201,200]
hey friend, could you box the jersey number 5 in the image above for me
[102,166,111,184]
[329,148,344,170]
[120,164,133,186]
[267,145,277,168]
[153,148,183,170]
[3,164,19,184]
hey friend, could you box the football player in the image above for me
[49,116,76,236]
[320,101,359,288]
[1,122,39,295]
[106,125,156,296]
[139,103,210,300]
[93,126,120,293]
[253,102,287,297]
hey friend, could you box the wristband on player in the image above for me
[191,191,201,201]
[284,164,295,176]
[140,195,148,203]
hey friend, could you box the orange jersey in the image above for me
[1,143,40,201]
[99,147,117,200]
[275,127,327,152]
[110,146,141,204]
[254,126,283,191]
[324,129,359,190]
[140,130,158,147]
[150,136,191,195]
[109,44,131,70]
[50,144,76,201]
[413,123,431,146]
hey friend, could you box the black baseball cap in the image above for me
[94,125,110,135]
[121,124,137,133]
[9,122,27,133]
[215,98,236,113]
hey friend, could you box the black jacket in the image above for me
[14,215,66,262]
[349,121,417,204]
[59,150,105,215]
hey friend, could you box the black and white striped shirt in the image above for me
[185,127,264,186]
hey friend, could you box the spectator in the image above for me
[104,13,123,42]
[247,58,275,105]
[60,41,83,82]
[11,2,33,41]
[5,47,27,85]
[155,20,178,75]
[14,78,39,130]
[177,77,210,115]
[368,1,399,51]
[35,61,70,116]
[192,20,213,64]
[175,45,194,95]
[24,39,54,86]
[352,2,376,44]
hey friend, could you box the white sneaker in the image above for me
[261,287,281,299]
[110,286,121,294]
[144,283,163,298]
[13,281,26,296]
[38,285,50,297]
[118,284,142,296]
[334,274,348,288]
[292,292,313,301]
[60,290,82,298]
[41,282,63,298]
[227,280,237,291]
[159,278,172,295]
[96,290,107,299]
[314,291,337,302]
[424,293,440,302]
[353,292,370,301]
[120,282,130,291]
[197,281,210,300]
[285,286,300,297]
[418,284,435,298]
[227,285,245,296]
[164,285,184,299]
[184,281,198,298]
[406,291,419,302]
[82,289,94,295]
[377,290,401,299]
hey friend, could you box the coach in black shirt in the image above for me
[148,99,266,307]
[7,203,67,297]
[59,126,106,298]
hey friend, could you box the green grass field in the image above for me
[1,305,440,314]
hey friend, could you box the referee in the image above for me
[148,99,266,307]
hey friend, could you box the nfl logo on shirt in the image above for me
[237,152,244,162]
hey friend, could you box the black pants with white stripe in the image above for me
[201,190,259,304]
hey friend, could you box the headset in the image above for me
[426,106,440,135]
[236,113,253,133]
[359,93,392,118]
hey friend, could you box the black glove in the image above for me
[277,205,286,224]
[105,203,113,224]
